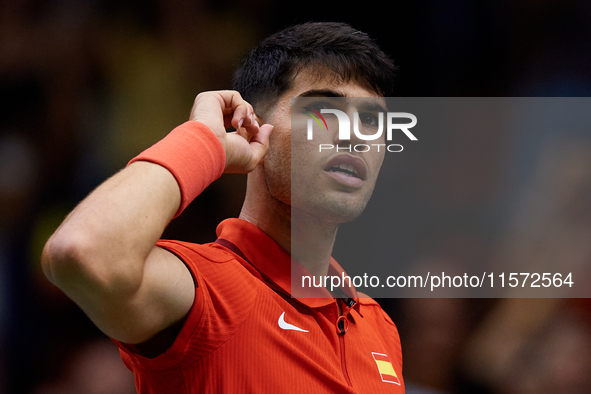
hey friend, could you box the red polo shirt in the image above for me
[115,218,404,393]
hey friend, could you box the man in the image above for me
[42,22,404,393]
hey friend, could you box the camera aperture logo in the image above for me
[303,106,329,132]
[305,107,417,153]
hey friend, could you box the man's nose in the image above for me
[331,110,365,146]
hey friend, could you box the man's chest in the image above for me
[190,289,404,393]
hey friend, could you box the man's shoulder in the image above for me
[156,238,262,290]
[156,239,237,263]
[356,293,399,329]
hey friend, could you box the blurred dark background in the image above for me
[1,0,591,393]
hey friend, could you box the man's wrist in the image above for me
[128,121,226,217]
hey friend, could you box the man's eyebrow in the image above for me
[297,90,387,112]
[297,89,346,98]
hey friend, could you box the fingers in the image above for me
[191,90,272,174]
[192,90,260,133]
[209,90,256,131]
[230,100,259,135]
[249,124,274,165]
[224,123,274,173]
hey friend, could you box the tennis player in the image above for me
[42,22,404,393]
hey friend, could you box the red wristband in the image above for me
[128,121,226,217]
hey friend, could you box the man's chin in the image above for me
[291,199,368,225]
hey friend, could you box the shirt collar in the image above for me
[215,218,359,311]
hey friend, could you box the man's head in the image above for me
[232,22,396,120]
[236,22,395,225]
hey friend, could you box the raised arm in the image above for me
[41,91,272,344]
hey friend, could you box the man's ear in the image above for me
[255,114,265,126]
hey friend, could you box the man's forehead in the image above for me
[292,82,381,99]
[288,67,382,98]
[261,70,385,122]
[294,86,387,114]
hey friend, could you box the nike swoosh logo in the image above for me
[278,312,309,332]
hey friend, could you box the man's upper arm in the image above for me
[85,246,196,345]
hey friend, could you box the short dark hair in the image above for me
[232,22,397,117]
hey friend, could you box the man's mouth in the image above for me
[323,154,368,188]
[325,163,361,179]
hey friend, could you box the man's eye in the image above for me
[359,112,379,127]
[305,102,331,112]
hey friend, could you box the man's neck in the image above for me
[290,207,339,278]
[239,197,338,278]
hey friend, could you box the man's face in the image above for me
[260,69,387,224]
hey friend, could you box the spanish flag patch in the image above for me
[372,352,401,385]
